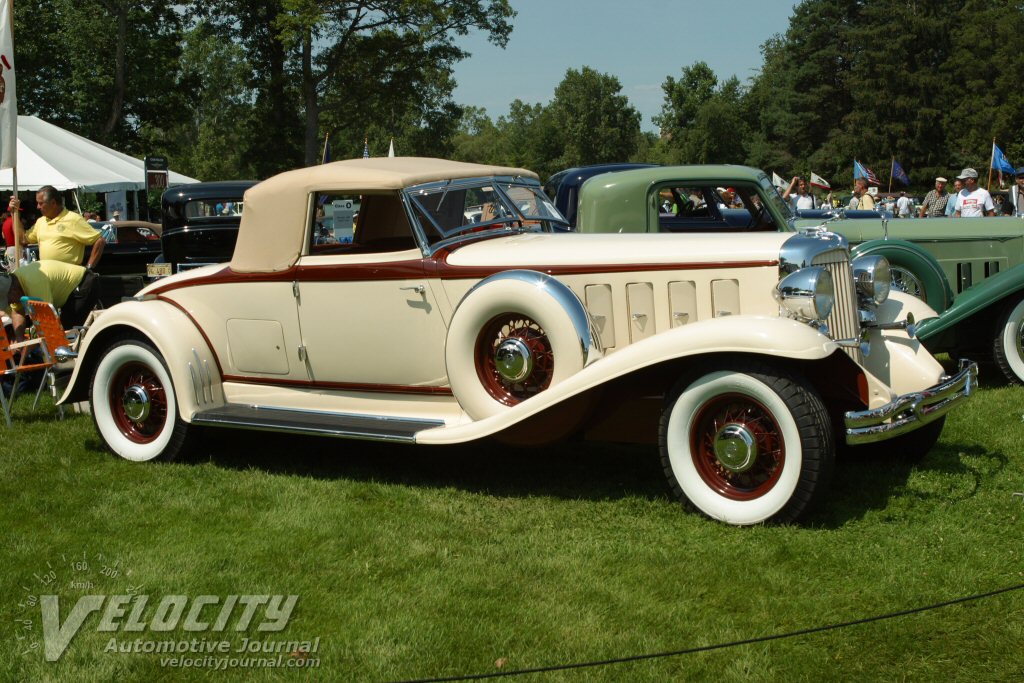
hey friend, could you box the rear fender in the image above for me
[59,300,223,421]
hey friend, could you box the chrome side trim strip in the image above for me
[844,360,977,445]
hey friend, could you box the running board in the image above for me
[190,404,444,443]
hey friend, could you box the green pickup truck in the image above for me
[557,164,1024,384]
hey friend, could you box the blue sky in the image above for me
[451,0,798,131]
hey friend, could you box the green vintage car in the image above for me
[569,164,1024,384]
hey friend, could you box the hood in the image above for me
[443,231,792,268]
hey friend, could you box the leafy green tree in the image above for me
[546,67,641,174]
[14,0,192,154]
[656,63,747,164]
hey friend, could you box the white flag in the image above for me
[771,171,787,192]
[0,0,16,170]
[387,138,395,158]
[810,172,831,190]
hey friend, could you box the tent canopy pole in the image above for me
[73,189,82,213]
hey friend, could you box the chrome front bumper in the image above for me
[844,359,977,445]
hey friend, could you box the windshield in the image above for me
[406,179,567,246]
[760,175,794,223]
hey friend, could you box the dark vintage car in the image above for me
[54,220,161,307]
[149,180,257,276]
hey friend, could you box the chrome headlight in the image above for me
[774,266,834,321]
[851,255,890,305]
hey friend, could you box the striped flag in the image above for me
[854,160,879,186]
[362,138,369,159]
[0,0,17,170]
[771,171,787,193]
[809,172,830,190]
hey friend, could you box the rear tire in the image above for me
[91,339,195,462]
[659,361,834,525]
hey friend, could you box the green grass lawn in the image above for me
[2,383,1023,682]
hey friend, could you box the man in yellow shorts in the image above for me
[0,260,99,339]
[9,185,106,269]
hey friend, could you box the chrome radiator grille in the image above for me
[813,249,862,363]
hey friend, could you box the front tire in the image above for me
[659,362,834,525]
[993,296,1024,385]
[91,339,194,462]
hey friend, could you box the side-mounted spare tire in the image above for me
[445,270,599,420]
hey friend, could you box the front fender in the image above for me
[418,315,842,444]
[59,300,224,421]
[852,238,954,313]
[916,263,1024,345]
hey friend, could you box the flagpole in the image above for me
[989,138,996,191]
[11,166,19,272]
[320,131,331,164]
[888,157,894,194]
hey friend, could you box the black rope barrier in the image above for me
[390,582,1024,683]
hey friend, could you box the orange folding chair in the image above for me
[20,298,81,417]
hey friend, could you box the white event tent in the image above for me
[0,115,199,192]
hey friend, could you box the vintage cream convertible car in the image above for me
[59,158,976,525]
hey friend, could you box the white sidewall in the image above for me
[665,371,803,525]
[1000,298,1024,382]
[93,344,178,462]
[446,278,585,420]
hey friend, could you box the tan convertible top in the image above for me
[231,157,537,273]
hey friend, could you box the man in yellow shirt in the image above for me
[9,185,106,268]
[0,260,99,339]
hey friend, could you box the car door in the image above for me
[293,193,450,389]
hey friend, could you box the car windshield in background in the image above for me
[407,180,566,247]
[185,199,244,219]
[761,175,794,222]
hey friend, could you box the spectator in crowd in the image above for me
[783,176,818,210]
[110,210,120,222]
[852,178,876,210]
[9,187,105,269]
[918,177,949,217]
[952,168,994,217]
[1010,167,1024,217]
[945,178,964,216]
[2,197,23,270]
[896,191,914,217]
[0,259,100,339]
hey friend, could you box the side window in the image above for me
[309,192,419,254]
[655,184,775,232]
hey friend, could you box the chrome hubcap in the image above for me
[121,385,151,422]
[713,423,758,472]
[494,338,534,382]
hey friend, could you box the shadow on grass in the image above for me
[197,427,672,503]
[188,426,993,528]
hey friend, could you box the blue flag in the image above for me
[992,142,1014,174]
[362,138,370,159]
[892,160,910,186]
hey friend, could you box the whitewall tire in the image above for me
[659,362,834,525]
[91,339,193,462]
[993,296,1024,385]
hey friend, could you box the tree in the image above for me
[546,67,641,174]
[656,63,747,164]
[14,0,192,153]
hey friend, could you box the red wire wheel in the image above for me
[108,361,169,444]
[690,393,785,501]
[475,312,554,406]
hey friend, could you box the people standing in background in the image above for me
[945,178,964,216]
[896,191,913,217]
[783,176,818,210]
[2,197,23,270]
[919,177,949,217]
[852,178,876,210]
[952,168,994,217]
[1010,168,1024,217]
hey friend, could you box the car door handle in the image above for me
[400,285,426,294]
